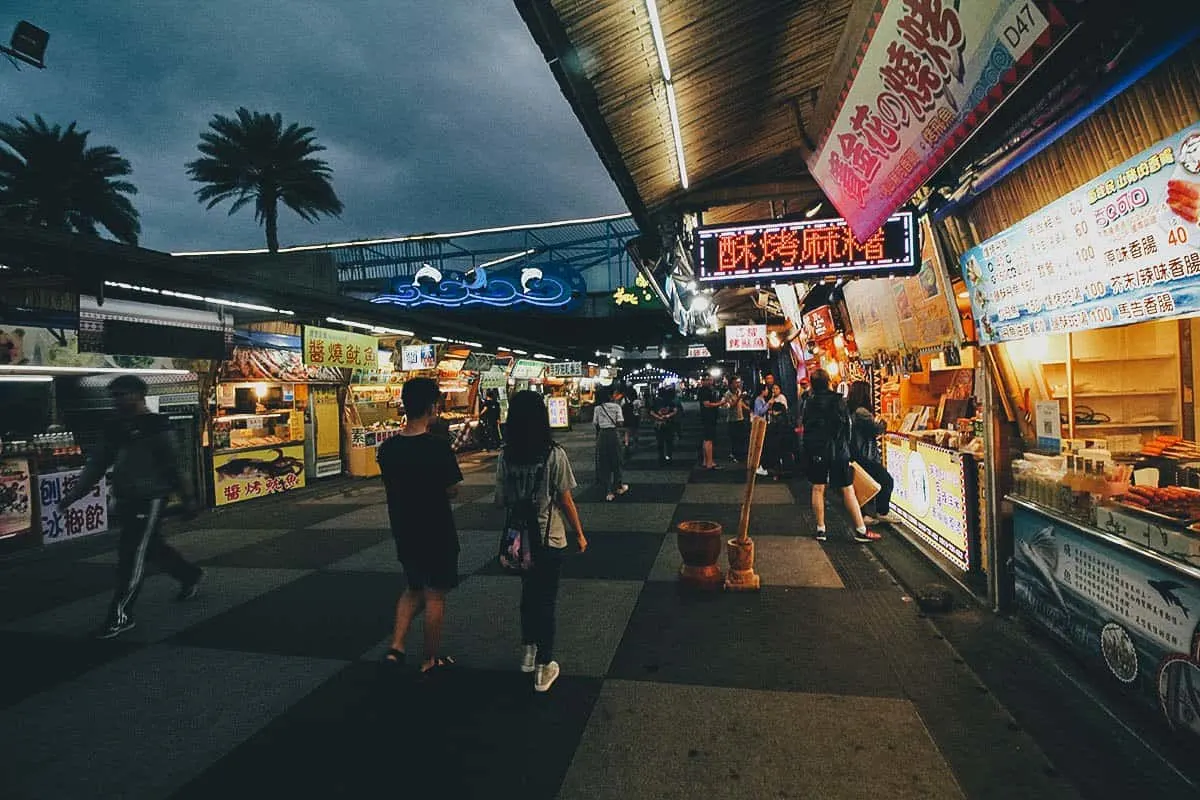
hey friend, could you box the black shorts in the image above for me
[701,418,718,441]
[804,453,853,488]
[397,542,459,591]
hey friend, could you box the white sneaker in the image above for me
[521,645,537,674]
[755,466,768,476]
[534,661,561,693]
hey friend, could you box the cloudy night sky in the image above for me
[4,1,625,252]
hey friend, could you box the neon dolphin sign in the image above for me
[370,264,583,309]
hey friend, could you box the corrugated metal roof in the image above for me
[548,0,851,216]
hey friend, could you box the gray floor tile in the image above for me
[679,482,795,505]
[361,576,642,677]
[0,645,348,800]
[297,486,385,504]
[559,680,964,800]
[620,469,692,484]
[310,504,390,529]
[647,534,845,588]
[81,528,293,565]
[327,530,497,576]
[576,502,676,533]
[2,567,312,643]
[460,470,498,486]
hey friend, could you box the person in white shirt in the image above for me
[593,386,628,501]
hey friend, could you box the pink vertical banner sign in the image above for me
[807,0,1069,241]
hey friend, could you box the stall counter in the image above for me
[1009,495,1200,740]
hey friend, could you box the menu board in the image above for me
[883,435,972,570]
[962,121,1200,344]
[1013,502,1200,738]
[0,458,33,539]
[39,470,109,544]
[547,396,570,429]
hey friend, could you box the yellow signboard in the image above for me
[213,443,306,506]
[303,325,378,369]
[883,434,972,571]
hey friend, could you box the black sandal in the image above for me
[421,655,457,676]
[381,648,405,666]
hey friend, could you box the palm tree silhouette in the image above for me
[186,108,343,253]
[0,115,140,244]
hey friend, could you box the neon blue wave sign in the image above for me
[370,265,583,310]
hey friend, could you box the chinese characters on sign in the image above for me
[809,1,1064,240]
[962,122,1200,344]
[211,444,306,507]
[39,470,108,544]
[803,306,837,340]
[400,344,437,371]
[695,212,918,285]
[686,344,712,359]
[302,325,378,369]
[547,361,583,378]
[547,396,570,429]
[725,325,768,352]
[612,274,662,307]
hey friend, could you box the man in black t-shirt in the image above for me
[377,377,463,675]
[697,374,723,469]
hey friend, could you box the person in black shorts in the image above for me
[697,374,722,469]
[377,377,463,674]
[801,369,875,544]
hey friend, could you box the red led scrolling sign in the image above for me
[694,211,919,284]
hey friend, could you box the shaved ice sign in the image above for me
[808,0,1066,240]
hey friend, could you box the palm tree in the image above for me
[0,115,140,244]
[186,108,343,253]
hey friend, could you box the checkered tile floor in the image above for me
[0,412,1094,798]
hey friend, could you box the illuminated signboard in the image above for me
[371,264,584,310]
[883,435,975,571]
[695,211,919,285]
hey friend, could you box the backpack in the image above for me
[497,454,552,573]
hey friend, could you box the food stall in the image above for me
[957,54,1200,735]
[214,342,344,505]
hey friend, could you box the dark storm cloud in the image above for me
[4,1,623,251]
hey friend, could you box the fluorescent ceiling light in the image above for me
[0,365,192,376]
[534,353,555,360]
[804,201,825,218]
[171,213,633,256]
[511,349,529,355]
[0,375,53,383]
[105,281,293,316]
[324,317,414,336]
[478,249,537,270]
[645,0,688,190]
[432,336,450,342]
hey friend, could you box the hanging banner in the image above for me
[222,346,343,383]
[303,325,378,369]
[510,359,546,380]
[725,325,768,351]
[0,458,33,539]
[809,1,1068,240]
[962,121,1200,344]
[461,352,496,372]
[39,470,109,544]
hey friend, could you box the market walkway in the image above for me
[0,410,1193,799]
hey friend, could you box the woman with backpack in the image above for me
[495,390,587,693]
[801,369,878,544]
[594,385,629,501]
[846,380,896,525]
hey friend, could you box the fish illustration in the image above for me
[1149,579,1191,619]
[1018,526,1068,609]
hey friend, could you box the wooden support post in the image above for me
[727,416,766,591]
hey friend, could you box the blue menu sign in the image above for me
[962,121,1200,344]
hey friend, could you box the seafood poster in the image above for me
[962,121,1200,344]
[1013,504,1200,736]
[0,458,33,539]
[212,444,306,506]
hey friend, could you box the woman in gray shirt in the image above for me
[496,390,587,693]
[593,386,628,501]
